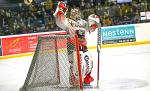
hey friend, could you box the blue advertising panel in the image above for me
[101,25,136,44]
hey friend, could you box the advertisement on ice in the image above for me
[101,25,136,44]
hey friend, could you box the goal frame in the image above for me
[20,34,83,91]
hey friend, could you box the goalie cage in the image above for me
[20,34,83,91]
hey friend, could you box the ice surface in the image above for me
[0,44,150,91]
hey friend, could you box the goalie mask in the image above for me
[70,8,81,21]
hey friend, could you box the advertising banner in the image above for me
[101,25,136,44]
[2,35,37,56]
[1,31,66,56]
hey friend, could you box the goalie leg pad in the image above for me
[81,51,94,84]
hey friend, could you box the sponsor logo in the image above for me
[6,38,21,54]
[6,38,21,49]
[101,25,136,44]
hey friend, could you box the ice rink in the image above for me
[0,44,150,91]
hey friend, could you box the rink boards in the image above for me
[1,23,150,59]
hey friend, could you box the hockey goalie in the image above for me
[53,1,100,86]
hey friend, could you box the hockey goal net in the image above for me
[20,34,82,91]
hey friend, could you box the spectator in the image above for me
[133,11,140,23]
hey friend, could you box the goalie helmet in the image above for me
[70,8,81,21]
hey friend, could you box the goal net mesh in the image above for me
[20,35,82,91]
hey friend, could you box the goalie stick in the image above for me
[97,23,101,88]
